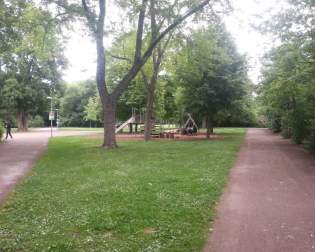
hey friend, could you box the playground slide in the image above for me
[115,117,135,133]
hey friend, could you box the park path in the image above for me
[204,128,315,252]
[0,129,99,204]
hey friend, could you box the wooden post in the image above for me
[129,123,132,133]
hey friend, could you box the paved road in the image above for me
[204,128,315,252]
[0,129,99,204]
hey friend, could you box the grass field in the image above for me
[57,124,178,133]
[0,128,245,252]
[58,127,104,131]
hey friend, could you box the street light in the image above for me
[47,96,53,137]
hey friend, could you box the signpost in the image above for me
[49,111,54,120]
[47,96,60,137]
[47,96,53,137]
[49,111,54,137]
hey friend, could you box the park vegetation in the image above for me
[257,0,315,151]
[0,0,314,250]
[0,0,65,131]
[3,0,313,152]
[0,0,256,144]
[0,121,4,141]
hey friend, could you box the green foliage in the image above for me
[309,120,315,152]
[215,99,257,127]
[0,128,245,251]
[173,24,251,127]
[107,31,174,123]
[0,121,4,141]
[28,115,45,128]
[160,77,180,122]
[84,96,102,124]
[0,1,65,130]
[259,0,314,43]
[258,0,315,150]
[60,81,98,127]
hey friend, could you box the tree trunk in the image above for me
[103,102,117,148]
[206,116,213,139]
[129,123,132,133]
[144,81,156,141]
[202,117,207,129]
[17,111,28,132]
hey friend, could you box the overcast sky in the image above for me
[63,0,287,84]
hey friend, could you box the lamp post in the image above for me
[47,96,53,137]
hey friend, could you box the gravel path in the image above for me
[0,129,99,203]
[204,128,315,252]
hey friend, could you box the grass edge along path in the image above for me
[0,128,246,252]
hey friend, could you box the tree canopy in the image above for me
[0,0,65,130]
[258,0,315,150]
[173,25,250,137]
[0,0,260,142]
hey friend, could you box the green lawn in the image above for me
[0,128,245,252]
[57,124,179,133]
[58,127,104,131]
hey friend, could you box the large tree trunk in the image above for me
[103,102,117,148]
[144,104,153,141]
[202,116,207,128]
[17,111,28,132]
[144,79,156,141]
[205,116,214,139]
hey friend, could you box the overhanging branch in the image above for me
[134,0,148,63]
[81,0,97,33]
[111,0,210,100]
[107,51,132,63]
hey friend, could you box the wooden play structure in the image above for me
[181,113,198,135]
[115,108,144,134]
[115,109,199,139]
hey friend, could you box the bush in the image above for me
[29,115,44,128]
[280,116,292,138]
[290,106,308,144]
[270,115,281,133]
[0,121,4,142]
[308,120,315,152]
[291,120,307,144]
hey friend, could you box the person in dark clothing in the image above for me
[186,126,194,135]
[4,121,13,139]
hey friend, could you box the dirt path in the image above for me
[0,129,99,203]
[204,128,315,252]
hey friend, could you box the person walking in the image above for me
[4,121,13,139]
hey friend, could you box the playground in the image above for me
[113,110,213,141]
[114,132,223,141]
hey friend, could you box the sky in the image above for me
[63,0,287,84]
